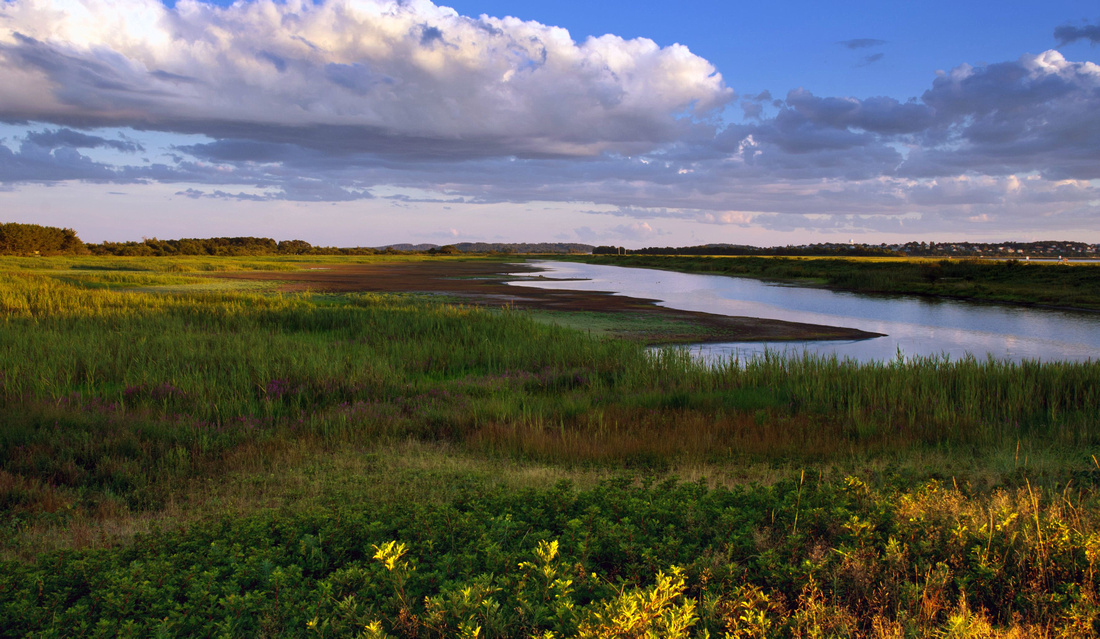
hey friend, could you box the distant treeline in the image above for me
[0,225,596,257]
[85,237,384,257]
[7,222,1096,259]
[895,240,1099,258]
[0,222,86,256]
[593,243,901,257]
[86,238,597,256]
[387,242,594,254]
[594,240,1100,258]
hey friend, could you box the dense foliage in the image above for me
[0,222,85,256]
[4,475,1099,637]
[1,256,1098,636]
[84,238,596,257]
[84,236,387,257]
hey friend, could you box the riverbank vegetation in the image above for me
[582,253,1100,311]
[2,256,1099,637]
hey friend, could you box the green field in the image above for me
[2,255,1099,637]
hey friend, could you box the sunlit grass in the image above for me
[526,309,708,341]
[0,252,501,275]
[3,256,1100,636]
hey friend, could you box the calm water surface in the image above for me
[508,261,1100,363]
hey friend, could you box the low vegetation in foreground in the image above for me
[2,256,1099,637]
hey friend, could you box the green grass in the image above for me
[526,309,711,342]
[0,252,502,275]
[2,256,1100,637]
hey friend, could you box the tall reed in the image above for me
[3,263,1098,516]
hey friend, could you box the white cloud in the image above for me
[1,1,1099,242]
[699,211,756,225]
[605,220,664,241]
[0,0,731,157]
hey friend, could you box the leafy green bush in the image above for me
[3,475,1099,637]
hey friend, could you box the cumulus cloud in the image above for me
[0,0,731,158]
[695,50,1100,190]
[609,221,662,240]
[784,89,934,136]
[698,211,757,226]
[0,0,1098,239]
[739,90,778,120]
[909,50,1100,179]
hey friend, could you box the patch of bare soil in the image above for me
[212,260,883,344]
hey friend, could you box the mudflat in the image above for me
[212,259,883,344]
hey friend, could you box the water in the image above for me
[507,261,1100,363]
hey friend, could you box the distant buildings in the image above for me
[593,240,1100,259]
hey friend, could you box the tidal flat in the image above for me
[210,258,883,344]
[1,255,1099,637]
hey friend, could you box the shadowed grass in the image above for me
[3,256,1100,636]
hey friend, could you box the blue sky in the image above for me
[445,1,1091,99]
[1,0,1099,246]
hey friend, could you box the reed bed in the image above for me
[3,267,1098,486]
[3,258,1100,636]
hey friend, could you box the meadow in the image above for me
[1,255,1099,637]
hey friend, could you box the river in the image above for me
[507,261,1100,363]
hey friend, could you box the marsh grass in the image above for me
[525,309,710,342]
[3,265,1098,514]
[3,257,1100,636]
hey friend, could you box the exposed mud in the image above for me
[212,259,883,344]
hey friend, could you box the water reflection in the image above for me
[508,261,1100,363]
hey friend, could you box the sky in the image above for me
[1,0,1099,247]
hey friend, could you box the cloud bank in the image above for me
[1,0,1099,238]
[0,0,729,158]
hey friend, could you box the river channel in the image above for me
[508,261,1100,364]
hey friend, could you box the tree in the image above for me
[0,222,86,255]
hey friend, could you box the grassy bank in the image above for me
[2,256,1099,637]
[579,254,1100,311]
